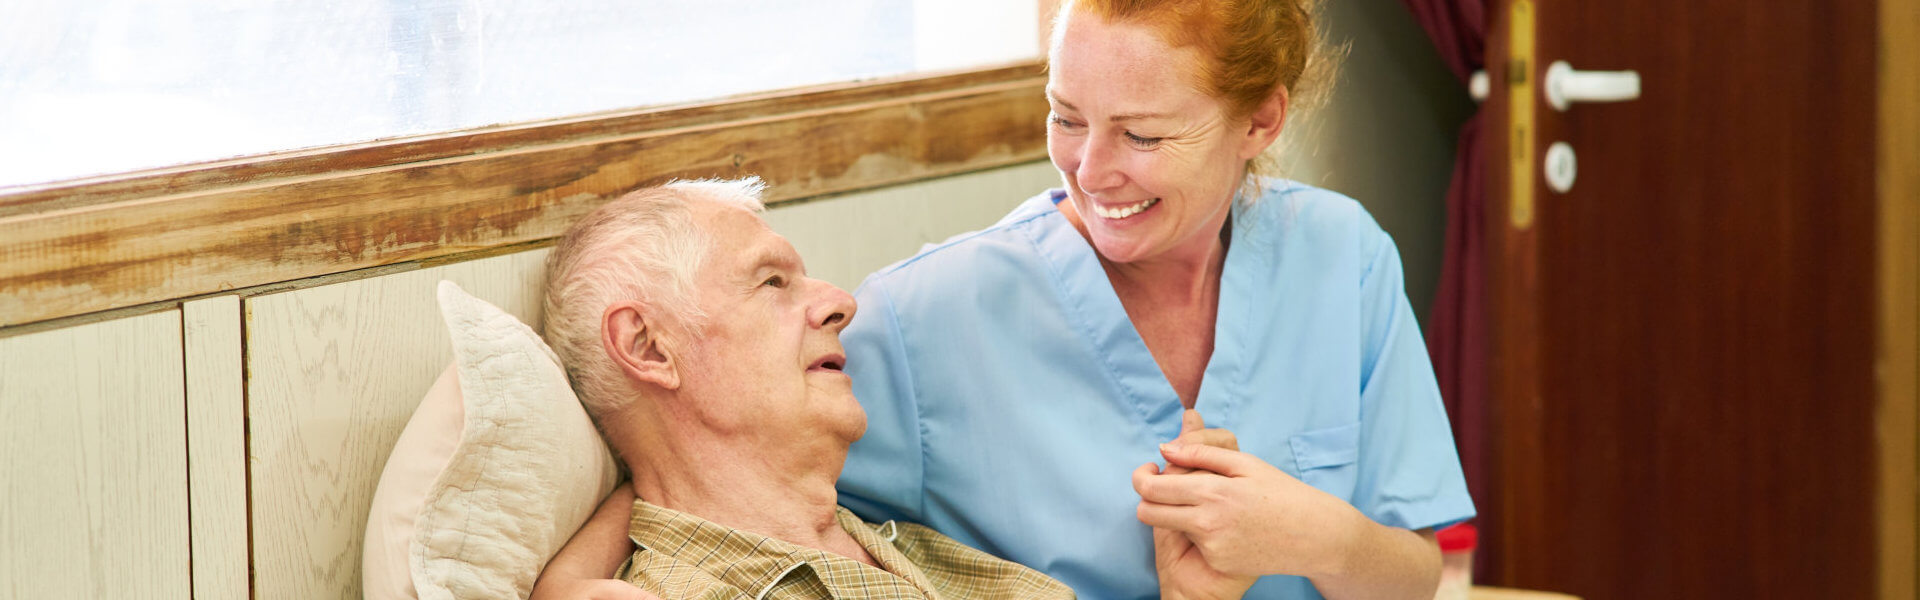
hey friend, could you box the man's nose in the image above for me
[809,279,857,331]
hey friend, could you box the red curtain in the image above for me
[1399,0,1492,579]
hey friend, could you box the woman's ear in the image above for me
[1238,86,1290,161]
[602,301,680,391]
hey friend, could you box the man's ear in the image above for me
[1238,86,1290,161]
[602,301,680,391]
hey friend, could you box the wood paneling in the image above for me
[184,296,249,600]
[0,61,1049,329]
[0,311,189,599]
[762,161,1058,291]
[1880,0,1920,597]
[243,250,547,599]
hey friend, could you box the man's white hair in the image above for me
[542,177,767,418]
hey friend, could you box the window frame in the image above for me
[0,60,1049,330]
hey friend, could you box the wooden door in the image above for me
[1484,1,1880,598]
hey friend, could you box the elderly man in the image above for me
[530,178,1072,599]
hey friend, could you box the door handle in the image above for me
[1544,61,1641,111]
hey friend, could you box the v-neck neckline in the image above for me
[1030,189,1263,442]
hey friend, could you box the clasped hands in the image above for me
[1131,409,1364,600]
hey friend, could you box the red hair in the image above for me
[1059,0,1325,121]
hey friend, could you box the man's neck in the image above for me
[626,434,877,566]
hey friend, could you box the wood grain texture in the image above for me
[243,250,548,600]
[183,296,248,600]
[1880,0,1920,597]
[0,310,189,599]
[0,62,1049,329]
[762,160,1059,291]
[1490,0,1878,597]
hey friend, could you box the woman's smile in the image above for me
[1090,197,1161,220]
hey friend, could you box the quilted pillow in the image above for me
[363,280,621,600]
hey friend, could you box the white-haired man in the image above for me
[530,179,1072,600]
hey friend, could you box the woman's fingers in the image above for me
[1160,441,1259,477]
[1133,461,1223,506]
[1136,498,1206,533]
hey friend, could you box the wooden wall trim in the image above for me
[1879,0,1919,597]
[183,295,249,600]
[0,61,1050,329]
[0,63,1045,218]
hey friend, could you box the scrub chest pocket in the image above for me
[1289,422,1362,500]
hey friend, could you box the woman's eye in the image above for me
[1124,132,1164,148]
[762,275,786,288]
[1049,114,1084,131]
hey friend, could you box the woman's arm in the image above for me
[530,485,653,600]
[1311,525,1440,600]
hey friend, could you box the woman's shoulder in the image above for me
[1242,178,1393,257]
[1244,178,1384,234]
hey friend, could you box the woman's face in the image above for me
[1046,11,1261,265]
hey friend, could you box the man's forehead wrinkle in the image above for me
[734,236,800,279]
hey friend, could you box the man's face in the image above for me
[673,202,865,449]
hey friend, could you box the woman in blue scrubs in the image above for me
[539,0,1471,597]
[833,1,1472,598]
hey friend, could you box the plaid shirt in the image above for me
[616,500,1073,599]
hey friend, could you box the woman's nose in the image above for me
[1075,136,1123,192]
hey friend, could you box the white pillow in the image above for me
[363,280,622,600]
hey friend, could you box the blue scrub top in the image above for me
[836,179,1475,600]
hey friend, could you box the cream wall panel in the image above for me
[764,161,1060,292]
[184,296,248,600]
[0,310,188,599]
[244,250,549,599]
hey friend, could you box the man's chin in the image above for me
[848,412,869,442]
[827,404,868,445]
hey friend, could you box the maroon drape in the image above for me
[1399,0,1490,576]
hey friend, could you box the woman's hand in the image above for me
[1131,425,1367,580]
[1142,410,1259,600]
[531,484,649,600]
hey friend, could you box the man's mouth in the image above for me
[808,353,847,373]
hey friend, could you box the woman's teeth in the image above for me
[1093,197,1159,220]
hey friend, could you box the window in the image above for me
[0,0,1038,187]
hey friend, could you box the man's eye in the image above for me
[762,275,786,288]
